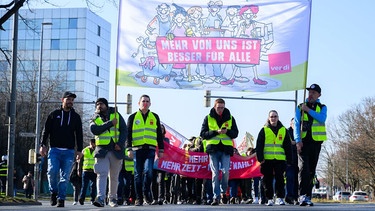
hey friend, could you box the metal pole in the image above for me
[6,0,19,197]
[34,22,52,200]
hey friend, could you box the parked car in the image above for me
[349,191,369,202]
[333,191,351,201]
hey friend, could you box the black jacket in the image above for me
[200,107,239,156]
[41,106,83,152]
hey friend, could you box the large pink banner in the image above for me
[156,141,262,179]
[156,37,261,64]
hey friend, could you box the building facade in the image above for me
[0,7,110,115]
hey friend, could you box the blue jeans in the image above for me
[47,148,75,200]
[79,171,97,202]
[133,149,155,201]
[209,151,230,200]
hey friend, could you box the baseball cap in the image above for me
[306,84,321,94]
[62,91,77,98]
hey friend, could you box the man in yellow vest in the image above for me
[90,98,127,207]
[126,94,164,206]
[200,98,239,206]
[78,138,97,205]
[294,84,327,206]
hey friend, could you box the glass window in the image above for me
[97,45,100,56]
[51,19,61,29]
[67,60,76,71]
[50,60,59,71]
[51,39,60,50]
[68,39,77,49]
[96,66,99,76]
[60,18,69,29]
[97,25,101,36]
[69,18,78,29]
[60,39,68,50]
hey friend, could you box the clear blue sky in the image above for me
[34,0,375,147]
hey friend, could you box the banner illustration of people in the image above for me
[116,0,311,92]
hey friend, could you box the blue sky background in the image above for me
[32,0,375,147]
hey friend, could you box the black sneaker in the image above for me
[78,198,84,205]
[57,199,64,207]
[93,196,105,207]
[211,199,219,206]
[50,192,57,206]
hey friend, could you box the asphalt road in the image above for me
[1,200,375,211]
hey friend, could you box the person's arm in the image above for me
[255,128,265,163]
[75,115,83,153]
[40,111,53,156]
[90,113,114,135]
[293,106,302,143]
[308,104,327,123]
[117,113,127,148]
[226,116,239,139]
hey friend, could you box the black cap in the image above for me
[96,98,109,108]
[62,91,76,98]
[306,84,321,94]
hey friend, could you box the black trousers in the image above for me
[298,140,322,197]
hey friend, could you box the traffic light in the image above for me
[127,94,132,114]
[204,90,211,107]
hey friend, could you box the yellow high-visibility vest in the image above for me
[132,111,157,147]
[263,126,286,160]
[94,113,120,145]
[82,147,95,170]
[205,115,233,147]
[301,104,327,141]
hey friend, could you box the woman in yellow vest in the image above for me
[200,98,239,206]
[256,110,292,206]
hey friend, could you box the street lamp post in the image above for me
[34,22,52,200]
[96,80,104,98]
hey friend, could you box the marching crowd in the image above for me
[36,83,326,208]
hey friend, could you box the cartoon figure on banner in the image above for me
[221,4,274,86]
[202,0,226,84]
[132,3,174,85]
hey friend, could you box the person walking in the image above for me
[78,138,97,205]
[294,84,327,206]
[70,160,82,205]
[40,91,83,207]
[200,98,239,206]
[126,94,164,206]
[22,171,34,199]
[285,117,299,205]
[90,98,127,208]
[256,110,292,206]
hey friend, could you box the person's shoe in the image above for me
[306,197,314,206]
[50,192,57,206]
[72,201,77,205]
[151,200,158,205]
[93,196,105,207]
[211,199,219,206]
[252,197,259,204]
[285,197,293,205]
[135,199,143,206]
[57,199,64,207]
[78,198,84,205]
[163,199,169,204]
[299,195,308,206]
[245,198,253,204]
[220,193,227,204]
[108,199,118,207]
[266,199,274,206]
[275,198,285,205]
[229,197,235,204]
[158,200,163,205]
[117,198,124,205]
[293,199,300,205]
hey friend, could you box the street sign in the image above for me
[19,132,36,137]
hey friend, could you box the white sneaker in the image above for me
[252,197,259,204]
[276,198,285,205]
[266,199,274,206]
[72,201,77,205]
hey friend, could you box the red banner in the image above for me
[156,142,262,179]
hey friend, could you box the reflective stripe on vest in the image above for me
[205,115,233,147]
[0,164,7,176]
[82,147,95,170]
[132,111,157,147]
[263,126,286,160]
[94,112,120,145]
[301,105,327,141]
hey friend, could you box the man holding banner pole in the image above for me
[200,98,239,206]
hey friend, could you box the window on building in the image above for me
[67,60,76,71]
[69,18,78,29]
[97,45,100,56]
[96,66,100,76]
[51,39,60,50]
[97,25,101,36]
